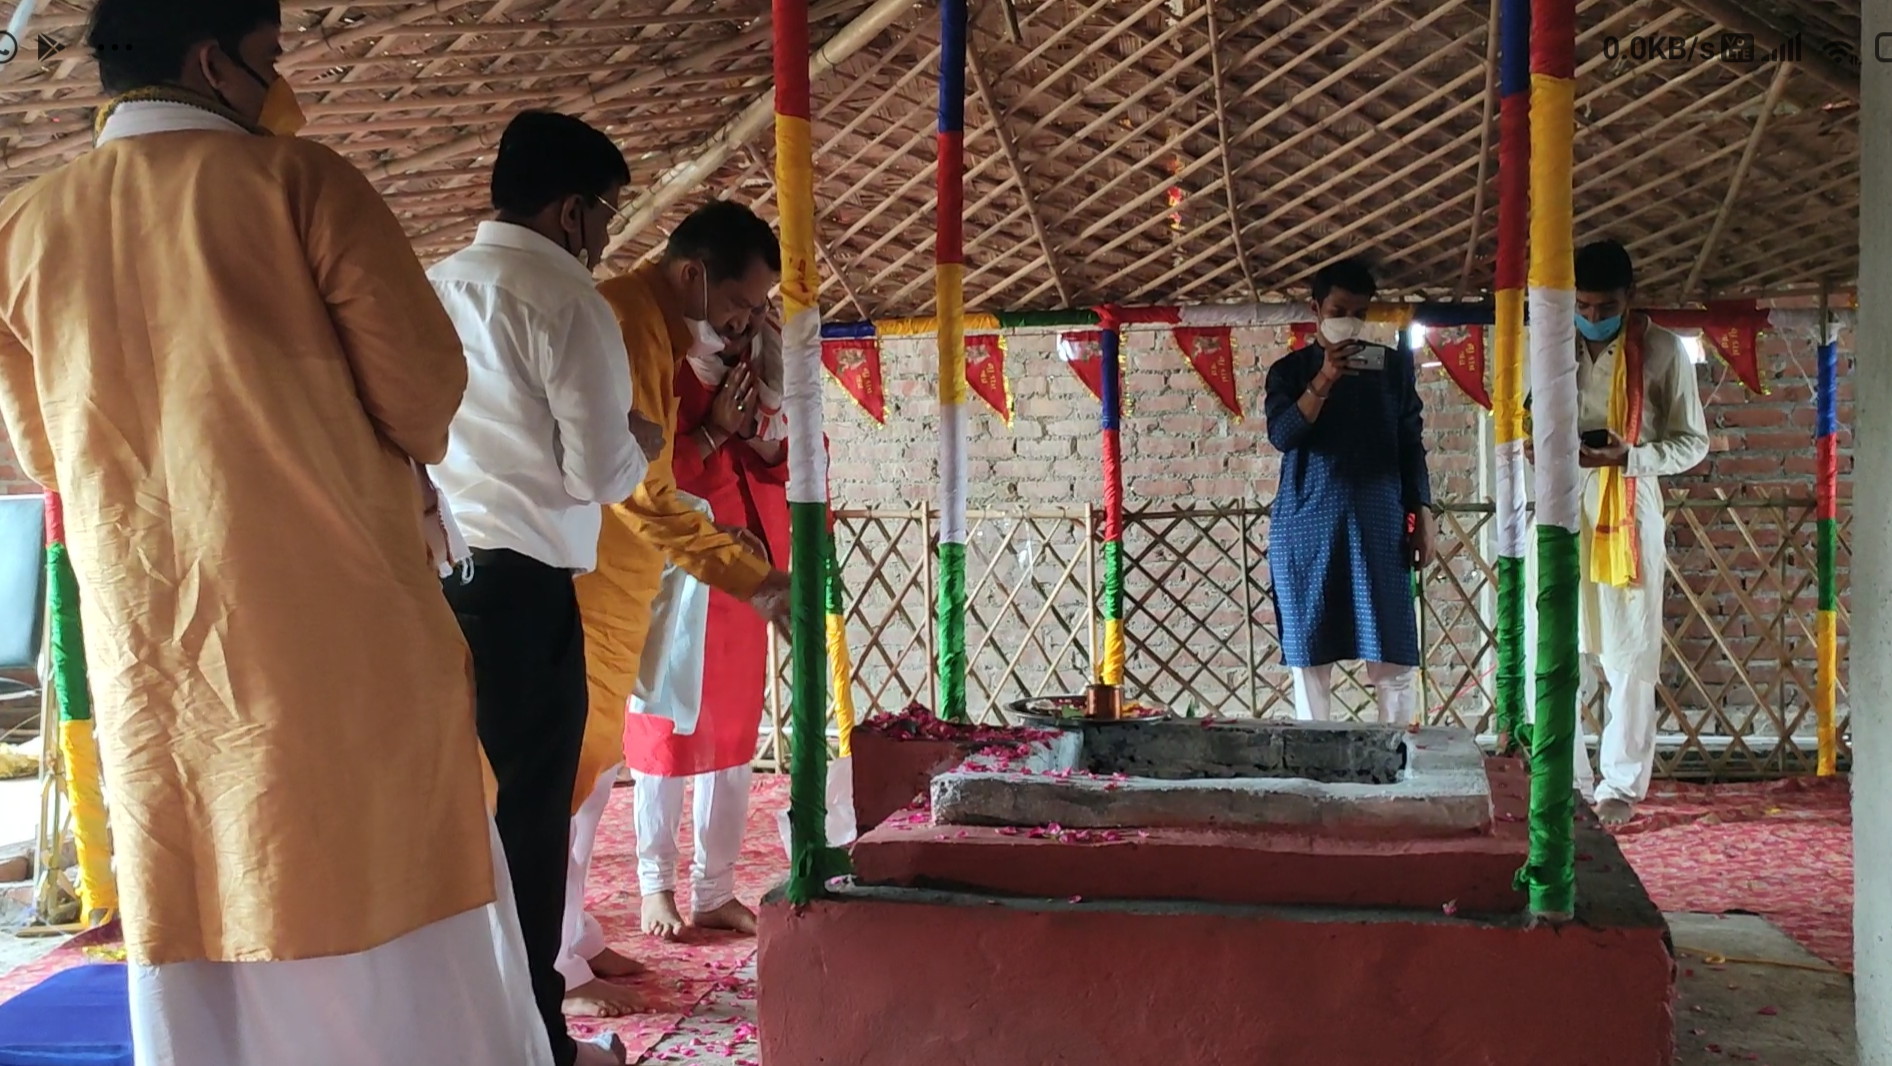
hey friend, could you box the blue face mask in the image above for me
[1575,313,1623,342]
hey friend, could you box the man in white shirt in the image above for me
[428,110,664,1066]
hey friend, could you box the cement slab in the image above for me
[1669,913,1855,1066]
[931,719,1492,835]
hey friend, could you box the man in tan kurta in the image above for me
[562,202,786,974]
[0,4,544,1064]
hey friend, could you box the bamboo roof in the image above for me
[0,0,1861,317]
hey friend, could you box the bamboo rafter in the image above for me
[0,0,1859,315]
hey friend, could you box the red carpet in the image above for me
[1613,776,1854,971]
[565,773,789,1058]
[0,775,796,1064]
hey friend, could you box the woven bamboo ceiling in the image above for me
[0,0,1862,318]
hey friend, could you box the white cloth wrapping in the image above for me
[781,305,826,506]
[776,755,859,856]
[627,493,716,737]
[129,819,552,1066]
[1177,302,1315,328]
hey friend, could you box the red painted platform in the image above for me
[849,731,975,834]
[853,757,1532,913]
[759,811,1674,1066]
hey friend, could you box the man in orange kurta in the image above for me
[559,202,785,990]
[0,4,545,1064]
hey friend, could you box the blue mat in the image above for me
[0,964,131,1066]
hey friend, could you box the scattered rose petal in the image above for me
[1068,895,1084,903]
[1758,1006,1776,1016]
[1442,900,1459,916]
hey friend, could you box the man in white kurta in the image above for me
[0,6,548,1064]
[1531,240,1709,827]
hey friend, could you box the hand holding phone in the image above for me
[1344,344,1389,372]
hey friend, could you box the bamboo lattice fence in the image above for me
[755,488,1850,780]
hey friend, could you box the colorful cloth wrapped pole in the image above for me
[934,0,970,721]
[1097,308,1126,686]
[1492,0,1531,752]
[773,0,848,903]
[1815,337,1839,777]
[44,493,116,924]
[1518,0,1580,921]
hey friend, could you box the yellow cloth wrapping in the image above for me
[827,612,856,759]
[1100,618,1125,687]
[1590,333,1639,588]
[58,718,117,923]
[1816,609,1837,776]
[572,264,774,814]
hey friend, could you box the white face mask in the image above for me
[687,318,725,362]
[1319,316,1367,347]
[685,265,728,360]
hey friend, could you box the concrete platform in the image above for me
[759,810,1673,1066]
[930,719,1493,836]
[856,755,1531,912]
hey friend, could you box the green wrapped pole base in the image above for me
[935,540,968,722]
[1516,525,1579,920]
[1493,554,1527,753]
[786,502,852,905]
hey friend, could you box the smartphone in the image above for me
[1344,344,1389,372]
[1580,429,1612,449]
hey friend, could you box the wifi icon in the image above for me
[1820,38,1859,68]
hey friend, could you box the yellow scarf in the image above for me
[1590,318,1646,587]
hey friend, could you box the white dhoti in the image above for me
[555,763,620,990]
[1290,662,1418,726]
[130,819,552,1066]
[632,765,753,914]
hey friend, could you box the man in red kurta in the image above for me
[628,314,787,938]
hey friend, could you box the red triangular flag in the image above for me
[1700,321,1767,395]
[1426,325,1492,410]
[1173,326,1242,419]
[965,333,1012,424]
[821,338,886,424]
[1057,330,1105,401]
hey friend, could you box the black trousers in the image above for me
[444,549,588,1066]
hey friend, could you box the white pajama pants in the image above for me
[1574,657,1659,806]
[633,764,753,913]
[554,764,619,991]
[1290,662,1418,726]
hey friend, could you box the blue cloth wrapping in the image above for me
[1264,343,1431,668]
[0,964,131,1066]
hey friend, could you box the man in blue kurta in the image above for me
[1264,259,1435,724]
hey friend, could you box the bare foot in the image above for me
[641,890,686,940]
[1597,798,1635,826]
[563,978,645,1018]
[692,898,758,936]
[589,946,646,978]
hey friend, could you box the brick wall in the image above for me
[826,323,1852,507]
[817,322,1853,773]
